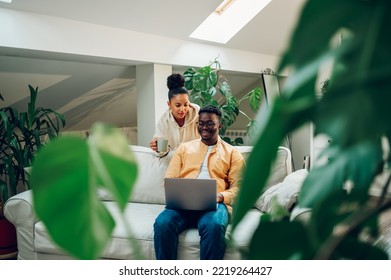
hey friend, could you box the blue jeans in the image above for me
[153,203,229,260]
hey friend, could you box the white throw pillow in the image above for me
[255,169,308,213]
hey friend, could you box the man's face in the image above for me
[197,112,221,145]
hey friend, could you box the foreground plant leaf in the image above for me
[231,93,315,231]
[245,217,311,260]
[30,123,138,259]
[232,0,391,260]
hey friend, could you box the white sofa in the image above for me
[4,145,295,260]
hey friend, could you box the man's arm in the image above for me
[220,149,245,205]
[164,144,184,178]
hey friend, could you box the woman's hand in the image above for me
[149,138,158,151]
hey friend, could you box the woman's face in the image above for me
[168,94,190,121]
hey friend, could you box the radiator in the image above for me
[223,129,247,139]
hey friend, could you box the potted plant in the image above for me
[183,59,263,145]
[0,85,65,258]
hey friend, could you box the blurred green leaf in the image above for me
[234,0,391,260]
[279,0,370,70]
[267,196,291,221]
[90,123,138,210]
[232,95,315,231]
[30,123,138,259]
[245,219,312,260]
[336,238,389,260]
[299,141,382,209]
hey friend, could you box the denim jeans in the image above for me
[153,203,229,260]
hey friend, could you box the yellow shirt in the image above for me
[165,138,245,214]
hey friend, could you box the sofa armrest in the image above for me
[4,189,38,259]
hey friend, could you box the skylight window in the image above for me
[190,0,272,44]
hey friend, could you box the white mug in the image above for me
[157,137,169,153]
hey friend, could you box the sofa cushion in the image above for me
[128,145,172,205]
[235,146,292,190]
[255,168,308,213]
[98,146,170,205]
[265,147,293,189]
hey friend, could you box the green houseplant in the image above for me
[0,85,65,258]
[184,59,263,144]
[28,0,391,260]
[0,85,65,211]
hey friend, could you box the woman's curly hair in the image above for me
[167,73,188,100]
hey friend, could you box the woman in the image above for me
[149,73,200,155]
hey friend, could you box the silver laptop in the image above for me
[164,178,217,211]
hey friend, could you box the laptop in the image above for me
[164,178,217,211]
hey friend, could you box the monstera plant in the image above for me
[183,59,263,144]
[30,123,139,259]
[0,85,65,212]
[231,0,391,259]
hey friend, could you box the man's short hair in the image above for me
[199,105,222,120]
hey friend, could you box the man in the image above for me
[153,105,245,260]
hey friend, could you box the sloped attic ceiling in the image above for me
[0,54,263,132]
[0,55,137,131]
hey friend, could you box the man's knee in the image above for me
[200,219,227,237]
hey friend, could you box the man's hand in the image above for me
[217,192,224,203]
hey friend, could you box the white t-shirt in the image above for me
[197,145,214,179]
